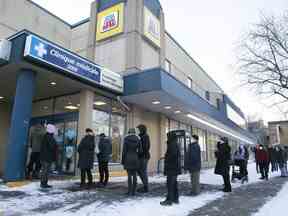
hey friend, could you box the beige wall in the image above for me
[71,22,90,57]
[0,102,11,175]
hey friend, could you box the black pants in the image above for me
[166,175,179,202]
[127,170,137,195]
[137,159,149,189]
[65,158,72,172]
[81,169,93,185]
[222,173,231,191]
[239,160,248,177]
[259,161,269,179]
[27,152,41,177]
[98,161,109,185]
[40,162,51,186]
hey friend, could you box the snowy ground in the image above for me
[253,181,288,216]
[0,163,282,216]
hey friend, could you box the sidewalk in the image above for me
[0,163,285,216]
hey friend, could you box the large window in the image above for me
[92,95,127,163]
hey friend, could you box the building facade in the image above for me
[0,0,255,181]
[268,121,288,146]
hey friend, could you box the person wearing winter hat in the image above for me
[40,124,57,188]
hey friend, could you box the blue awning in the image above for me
[123,67,256,144]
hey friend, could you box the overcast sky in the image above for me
[33,0,288,123]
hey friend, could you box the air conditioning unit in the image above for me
[0,39,12,65]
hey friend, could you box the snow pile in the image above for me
[253,182,288,216]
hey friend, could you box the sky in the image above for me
[33,0,288,124]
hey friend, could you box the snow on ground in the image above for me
[253,181,288,216]
[0,162,282,216]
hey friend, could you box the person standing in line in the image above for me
[78,128,95,188]
[122,128,141,196]
[27,124,45,179]
[275,146,288,177]
[97,133,112,187]
[40,124,57,189]
[160,132,181,206]
[184,135,201,196]
[136,124,151,193]
[214,137,232,192]
[256,145,269,180]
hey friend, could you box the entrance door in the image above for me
[28,112,78,176]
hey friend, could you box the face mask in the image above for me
[191,138,196,143]
[259,147,263,150]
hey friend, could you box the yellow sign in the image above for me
[143,7,161,47]
[96,3,124,41]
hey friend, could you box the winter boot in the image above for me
[160,200,173,206]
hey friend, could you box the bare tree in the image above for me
[238,12,288,106]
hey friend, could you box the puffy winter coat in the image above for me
[40,133,57,163]
[184,142,201,172]
[214,142,231,176]
[97,136,112,162]
[164,138,182,176]
[78,135,95,169]
[256,149,269,162]
[122,134,141,170]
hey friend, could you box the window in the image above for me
[187,77,193,89]
[205,91,210,101]
[216,98,221,110]
[165,59,171,73]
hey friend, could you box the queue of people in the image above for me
[253,144,288,179]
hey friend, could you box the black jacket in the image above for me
[122,134,141,170]
[275,149,285,167]
[184,142,201,172]
[139,133,151,160]
[78,135,95,169]
[214,142,231,176]
[164,138,181,176]
[40,133,57,163]
[97,136,112,162]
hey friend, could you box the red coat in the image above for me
[256,149,269,162]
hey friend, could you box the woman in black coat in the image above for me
[214,137,232,192]
[161,132,181,206]
[122,128,141,196]
[78,128,95,187]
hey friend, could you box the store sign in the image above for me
[144,7,161,47]
[24,35,123,93]
[96,3,124,41]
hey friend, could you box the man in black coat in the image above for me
[122,128,141,196]
[214,137,232,192]
[78,128,95,187]
[137,124,151,193]
[184,135,201,195]
[161,132,181,206]
[97,133,112,187]
[40,124,57,188]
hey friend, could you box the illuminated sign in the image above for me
[143,7,161,47]
[96,3,124,41]
[24,35,124,93]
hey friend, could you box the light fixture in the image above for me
[186,113,254,144]
[174,110,181,114]
[164,106,172,110]
[152,101,160,105]
[0,96,4,100]
[42,106,49,110]
[77,104,80,107]
[50,82,57,86]
[65,105,78,110]
[68,101,72,105]
[94,101,107,106]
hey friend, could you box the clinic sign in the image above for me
[24,35,123,93]
[96,3,124,41]
[143,7,161,47]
